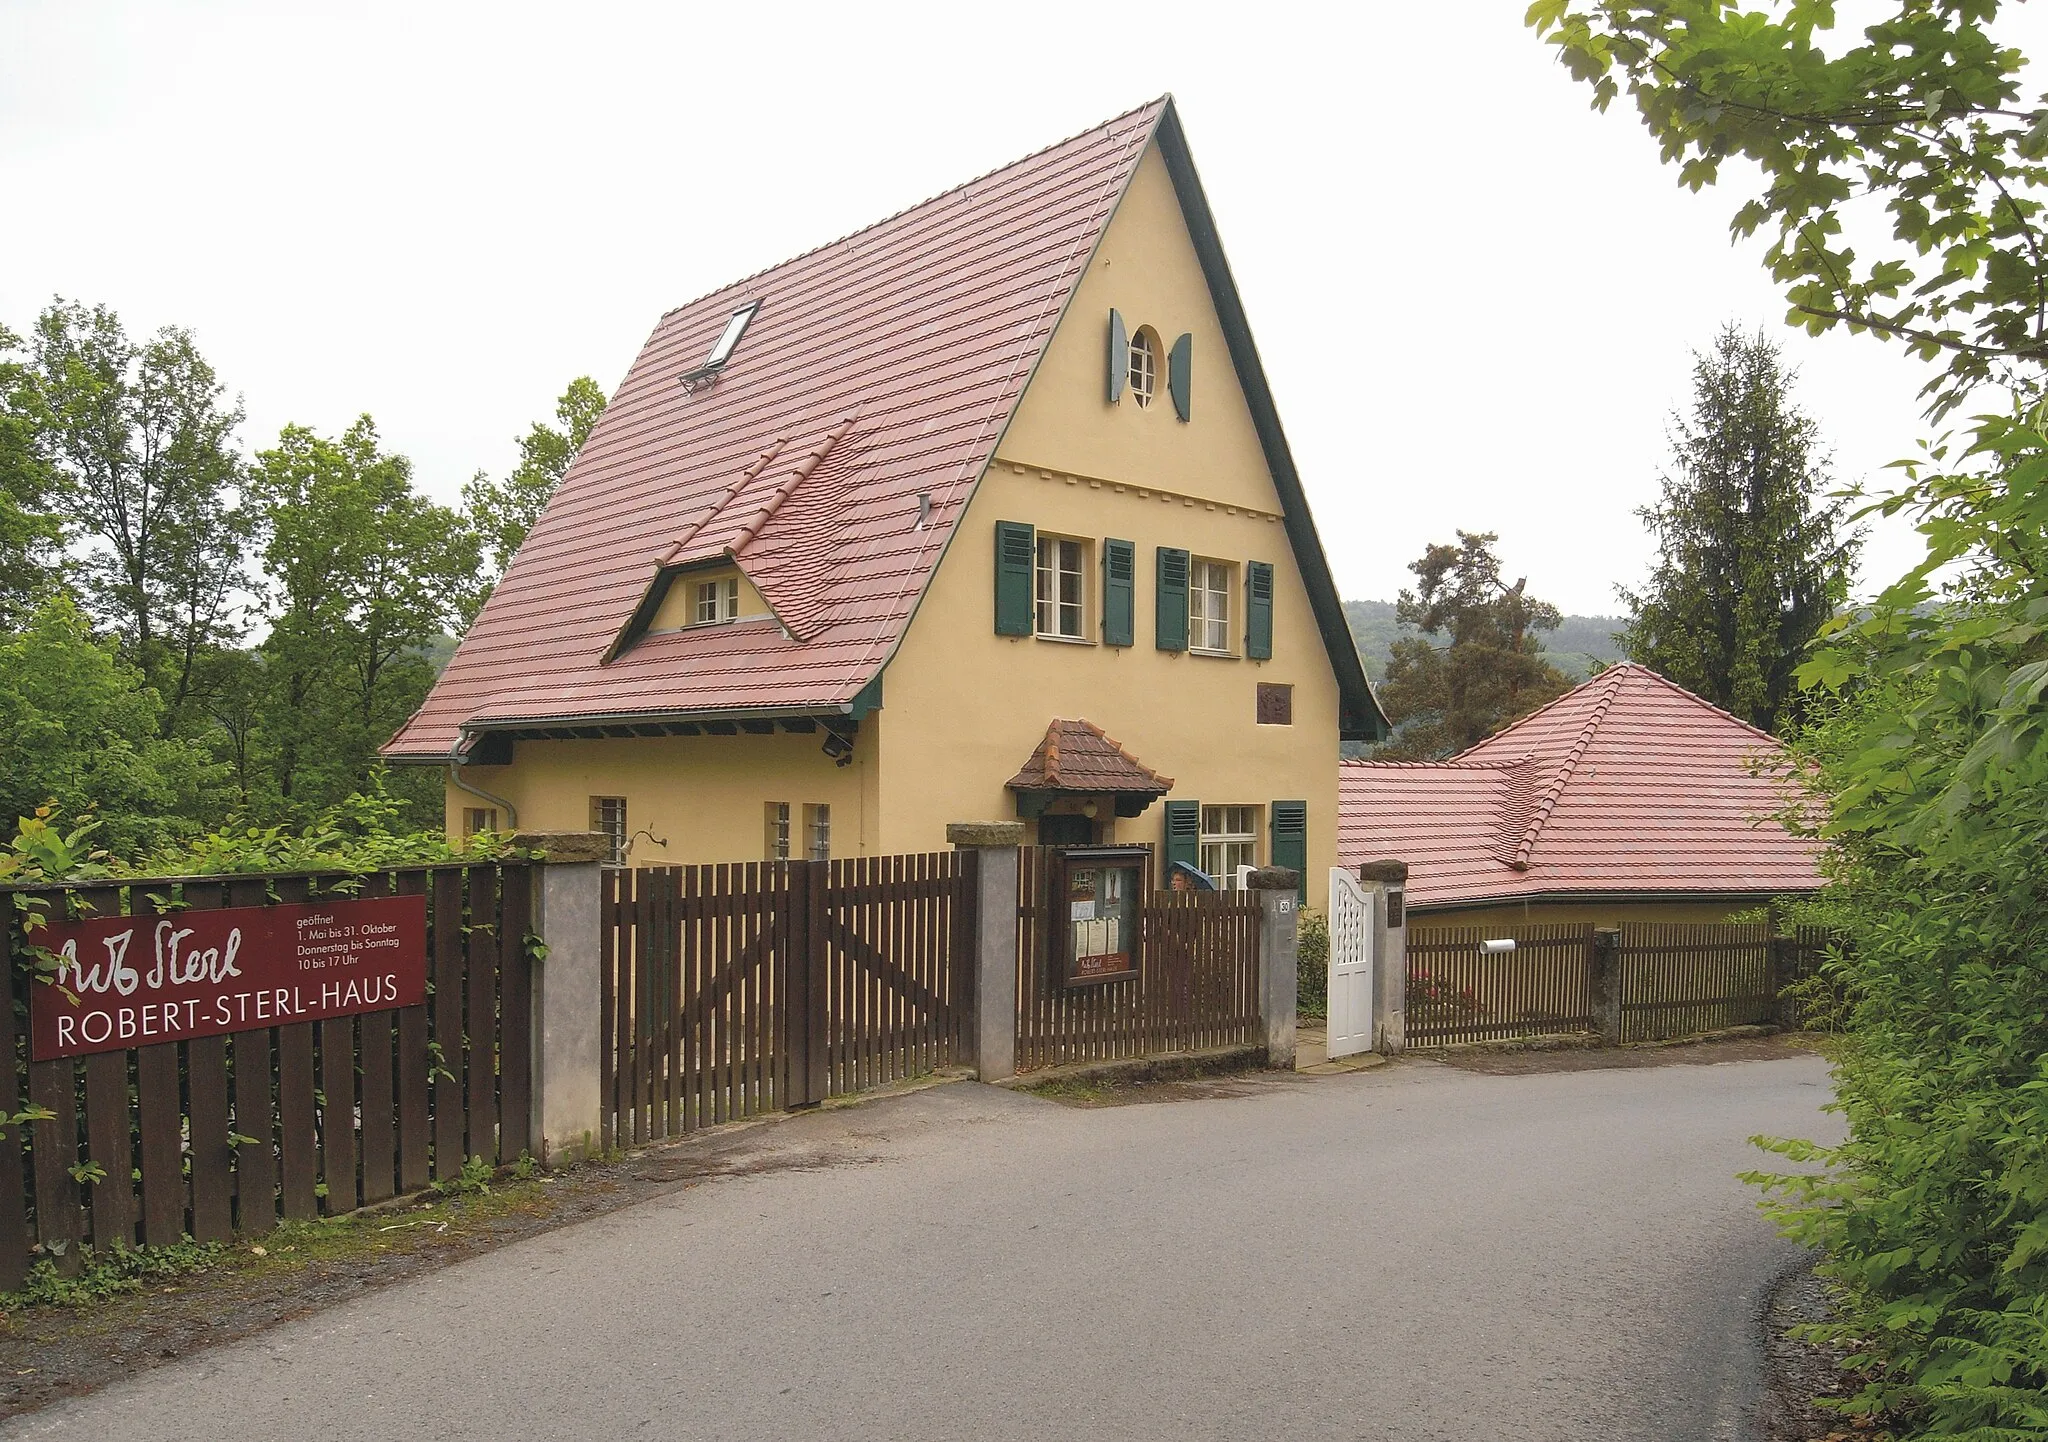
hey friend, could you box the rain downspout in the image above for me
[447,738,518,830]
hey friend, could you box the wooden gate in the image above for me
[1013,847,1261,1071]
[1324,867,1374,1059]
[600,852,978,1148]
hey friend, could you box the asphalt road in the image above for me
[3,1054,1838,1442]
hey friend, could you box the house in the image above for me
[383,97,1386,911]
[1337,663,1823,927]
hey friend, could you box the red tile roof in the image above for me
[385,101,1168,757]
[1007,719,1174,794]
[1338,664,1824,909]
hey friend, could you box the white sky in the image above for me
[3,0,2028,616]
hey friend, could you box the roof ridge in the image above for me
[657,98,1171,321]
[1340,757,1529,771]
[1510,667,1628,869]
[732,415,860,553]
[1617,662,1790,748]
[1490,754,1539,868]
[663,437,790,561]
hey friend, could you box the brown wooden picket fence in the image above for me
[1404,924,1599,1046]
[600,852,977,1148]
[0,863,534,1290]
[1616,922,1775,1041]
[1014,847,1261,1072]
[1405,920,1841,1048]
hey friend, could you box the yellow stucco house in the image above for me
[384,97,1386,911]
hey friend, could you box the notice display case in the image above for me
[1059,846,1148,987]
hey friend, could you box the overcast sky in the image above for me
[3,1,2029,616]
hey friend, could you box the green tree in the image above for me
[1374,532,1571,759]
[27,300,252,730]
[1619,324,1858,733]
[0,324,61,620]
[459,376,604,622]
[250,417,479,819]
[0,594,225,856]
[1532,4,2048,1433]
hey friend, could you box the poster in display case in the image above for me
[1060,846,1147,987]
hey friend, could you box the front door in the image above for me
[1037,814,1094,847]
[1327,868,1375,1058]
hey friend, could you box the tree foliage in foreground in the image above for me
[1532,3,2048,1435]
[1620,324,1859,734]
[1374,531,1571,759]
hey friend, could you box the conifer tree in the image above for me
[1619,326,1858,733]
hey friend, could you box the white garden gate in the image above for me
[1326,867,1375,1058]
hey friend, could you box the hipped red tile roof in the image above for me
[385,101,1168,757]
[1007,719,1174,794]
[1338,664,1824,909]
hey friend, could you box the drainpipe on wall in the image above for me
[446,739,518,830]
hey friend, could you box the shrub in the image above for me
[1296,909,1328,1020]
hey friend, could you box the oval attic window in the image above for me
[1127,328,1158,408]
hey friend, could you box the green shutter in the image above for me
[1270,800,1307,900]
[1168,332,1192,421]
[1155,546,1189,651]
[1164,799,1200,873]
[1102,538,1135,647]
[994,521,1034,635]
[1245,560,1274,660]
[1107,309,1128,403]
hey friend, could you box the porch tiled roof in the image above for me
[1008,719,1173,795]
[1339,664,1825,909]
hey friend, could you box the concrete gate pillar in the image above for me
[1358,859,1409,1055]
[948,822,1022,1083]
[514,831,612,1165]
[1247,866,1301,1069]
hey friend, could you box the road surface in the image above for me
[3,1054,1836,1442]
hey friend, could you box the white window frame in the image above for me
[1128,329,1157,408]
[1199,804,1259,889]
[590,796,628,866]
[692,576,740,626]
[462,806,497,838]
[1034,535,1087,640]
[1189,558,1233,654]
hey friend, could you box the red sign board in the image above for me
[29,895,428,1061]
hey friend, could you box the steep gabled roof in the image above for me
[386,98,1385,759]
[1339,664,1824,908]
[1007,719,1174,794]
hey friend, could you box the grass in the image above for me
[0,1159,564,1313]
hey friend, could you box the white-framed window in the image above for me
[765,801,791,861]
[1128,328,1158,408]
[1190,558,1232,653]
[1035,535,1086,639]
[590,796,627,866]
[803,803,831,862]
[462,807,497,838]
[1200,804,1259,888]
[693,576,739,625]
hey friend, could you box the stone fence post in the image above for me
[1592,928,1623,1046]
[948,822,1021,1083]
[1247,866,1301,1069]
[1358,860,1409,1054]
[512,831,612,1165]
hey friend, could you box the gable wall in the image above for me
[877,143,1343,910]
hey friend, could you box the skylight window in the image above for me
[703,301,760,371]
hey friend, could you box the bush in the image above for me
[1297,909,1328,1020]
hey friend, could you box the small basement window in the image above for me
[765,801,791,861]
[462,807,498,837]
[704,301,760,371]
[590,796,627,866]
